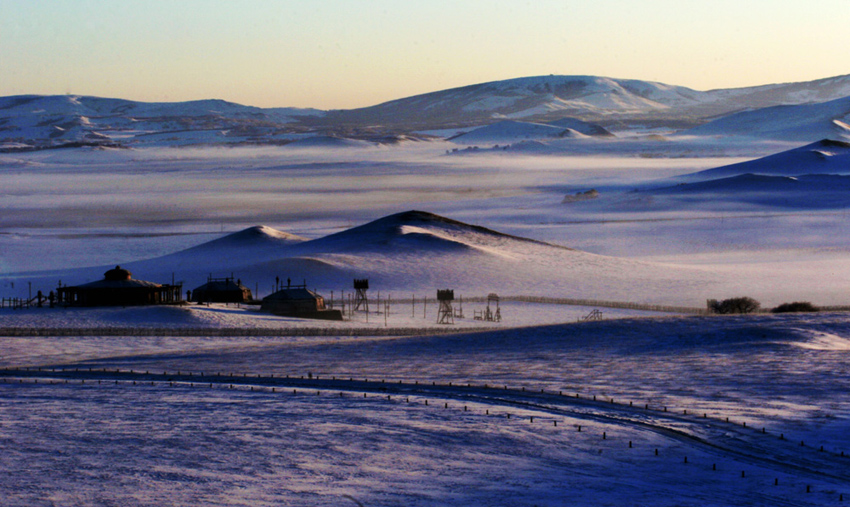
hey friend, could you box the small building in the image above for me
[261,284,343,320]
[56,266,183,307]
[191,276,252,303]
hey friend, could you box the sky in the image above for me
[2,0,849,110]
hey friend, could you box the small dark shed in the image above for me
[191,276,252,303]
[261,285,343,320]
[57,266,183,307]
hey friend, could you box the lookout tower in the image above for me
[436,289,454,325]
[485,293,501,322]
[353,279,369,312]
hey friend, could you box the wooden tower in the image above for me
[485,292,501,322]
[437,289,454,325]
[353,279,369,312]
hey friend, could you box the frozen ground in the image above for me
[2,141,850,505]
[0,301,670,334]
[1,313,849,506]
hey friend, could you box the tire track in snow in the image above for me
[2,367,848,488]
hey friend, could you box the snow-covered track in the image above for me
[3,366,848,488]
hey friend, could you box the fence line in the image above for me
[500,295,708,314]
[1,297,37,310]
[816,305,850,312]
[0,326,489,337]
[332,294,707,314]
[2,370,845,501]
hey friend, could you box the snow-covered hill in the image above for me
[705,73,850,110]
[547,117,614,137]
[684,139,850,179]
[319,75,710,128]
[448,119,612,145]
[600,140,850,211]
[0,94,324,150]
[177,225,306,254]
[448,120,578,144]
[6,73,850,147]
[652,173,850,209]
[679,96,850,142]
[10,211,724,307]
[316,73,850,129]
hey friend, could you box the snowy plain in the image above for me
[2,137,850,505]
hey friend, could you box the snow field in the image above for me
[0,300,671,337]
[1,375,846,506]
[1,310,848,504]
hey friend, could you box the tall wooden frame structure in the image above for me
[353,279,369,312]
[437,289,454,325]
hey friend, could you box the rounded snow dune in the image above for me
[684,139,850,180]
[182,225,306,249]
[654,172,850,209]
[449,120,573,144]
[5,209,844,308]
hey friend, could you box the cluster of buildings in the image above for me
[55,266,343,320]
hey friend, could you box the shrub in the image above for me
[771,301,819,313]
[707,297,761,314]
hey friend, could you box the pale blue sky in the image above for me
[2,0,848,109]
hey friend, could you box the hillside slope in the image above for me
[679,96,850,142]
[9,211,723,306]
[312,73,850,128]
[684,139,850,179]
[6,73,850,146]
[0,94,323,149]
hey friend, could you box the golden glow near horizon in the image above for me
[2,0,848,109]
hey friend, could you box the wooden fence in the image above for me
[0,326,488,337]
[500,296,708,314]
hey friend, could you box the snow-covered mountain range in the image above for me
[4,73,850,149]
[0,95,324,150]
[319,74,850,129]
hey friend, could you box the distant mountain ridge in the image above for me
[0,94,324,150]
[679,96,850,141]
[314,74,850,129]
[4,73,850,148]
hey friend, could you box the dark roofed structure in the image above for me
[261,284,343,320]
[191,276,252,303]
[57,266,183,307]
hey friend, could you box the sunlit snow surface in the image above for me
[2,142,850,505]
[2,313,849,506]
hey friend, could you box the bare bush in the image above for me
[707,297,761,314]
[772,301,819,313]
